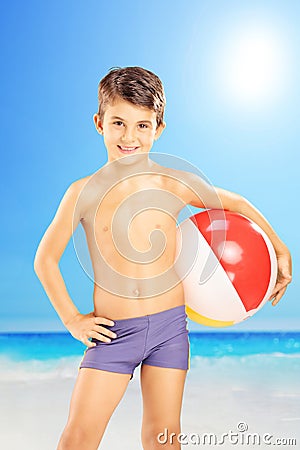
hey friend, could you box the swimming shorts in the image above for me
[79,305,190,380]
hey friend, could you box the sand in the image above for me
[0,361,299,450]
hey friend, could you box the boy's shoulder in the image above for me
[150,162,189,180]
[70,173,93,188]
[68,169,101,192]
[62,175,92,202]
[69,165,118,196]
[160,165,196,189]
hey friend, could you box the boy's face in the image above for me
[93,98,166,163]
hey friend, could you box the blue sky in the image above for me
[1,0,299,332]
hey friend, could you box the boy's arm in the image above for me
[34,177,116,347]
[180,171,292,306]
[34,180,84,326]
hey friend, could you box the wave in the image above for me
[1,352,300,383]
[0,354,82,382]
[2,331,300,361]
[189,353,300,389]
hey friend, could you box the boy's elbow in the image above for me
[33,251,57,276]
[33,255,43,275]
[232,193,247,212]
[33,254,46,276]
[215,187,246,212]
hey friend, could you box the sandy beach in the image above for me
[0,354,299,450]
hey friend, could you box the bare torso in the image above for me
[75,159,188,319]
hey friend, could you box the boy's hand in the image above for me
[65,312,117,347]
[268,248,292,306]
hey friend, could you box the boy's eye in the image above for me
[113,121,148,129]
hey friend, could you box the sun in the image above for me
[215,22,290,110]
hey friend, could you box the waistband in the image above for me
[110,304,187,325]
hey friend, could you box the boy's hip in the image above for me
[91,304,189,348]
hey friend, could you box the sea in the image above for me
[0,331,300,386]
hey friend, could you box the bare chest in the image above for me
[81,175,183,255]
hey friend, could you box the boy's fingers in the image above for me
[271,286,287,306]
[85,338,96,348]
[94,317,115,327]
[85,331,112,346]
[269,285,282,301]
[268,284,280,300]
[269,277,291,300]
[95,325,117,338]
[89,330,113,343]
[269,290,280,301]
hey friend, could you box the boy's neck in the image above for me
[104,153,157,177]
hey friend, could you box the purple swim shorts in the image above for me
[79,305,190,379]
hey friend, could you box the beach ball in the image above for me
[174,209,278,327]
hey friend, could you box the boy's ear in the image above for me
[154,121,166,140]
[93,113,104,135]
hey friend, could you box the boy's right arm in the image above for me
[34,179,116,347]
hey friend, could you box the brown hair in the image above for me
[97,66,166,129]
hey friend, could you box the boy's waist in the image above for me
[93,271,184,298]
[93,281,185,320]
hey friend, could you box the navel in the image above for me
[103,225,108,232]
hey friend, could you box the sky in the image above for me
[0,0,299,332]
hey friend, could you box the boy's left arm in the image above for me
[180,172,292,306]
[214,187,292,306]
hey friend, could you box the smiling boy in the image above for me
[34,66,292,450]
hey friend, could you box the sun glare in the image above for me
[216,22,290,110]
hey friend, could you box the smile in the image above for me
[117,145,139,154]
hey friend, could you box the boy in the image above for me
[34,66,292,450]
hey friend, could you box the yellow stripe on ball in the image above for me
[186,305,235,328]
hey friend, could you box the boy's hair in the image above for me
[97,66,166,129]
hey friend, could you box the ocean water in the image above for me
[0,331,300,385]
[188,332,300,392]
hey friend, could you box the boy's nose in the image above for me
[122,129,136,143]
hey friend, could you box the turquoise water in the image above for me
[0,332,85,361]
[1,332,300,383]
[189,332,300,357]
[1,331,300,360]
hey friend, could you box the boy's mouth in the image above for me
[117,145,139,154]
